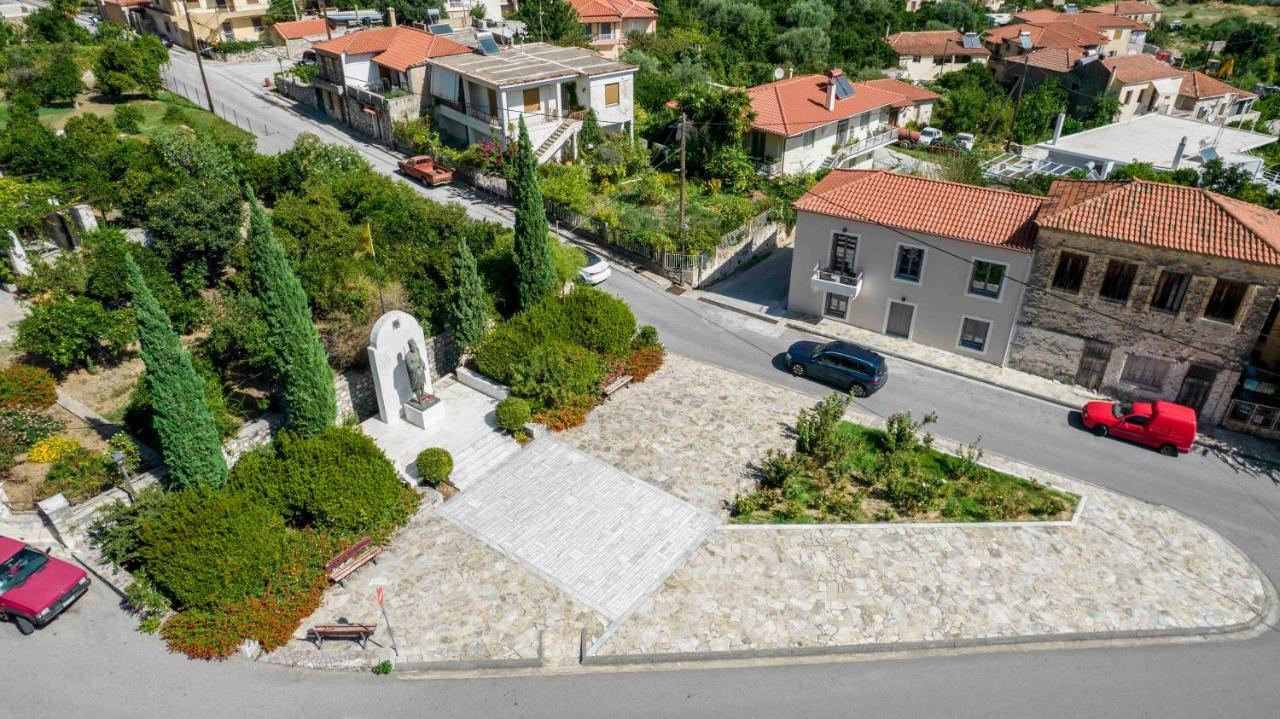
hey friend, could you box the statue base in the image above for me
[402,394,444,430]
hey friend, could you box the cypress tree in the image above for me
[246,193,336,435]
[126,255,227,489]
[511,116,556,310]
[446,239,489,352]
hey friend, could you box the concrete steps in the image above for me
[448,428,520,490]
[536,119,577,162]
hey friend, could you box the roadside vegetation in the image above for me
[732,394,1077,524]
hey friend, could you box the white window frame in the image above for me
[966,256,1009,302]
[802,129,816,147]
[882,299,918,341]
[954,314,993,355]
[892,242,926,285]
[828,230,860,273]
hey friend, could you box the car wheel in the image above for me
[1092,424,1108,437]
[14,616,34,635]
[790,363,806,378]
[849,383,868,398]
[1159,444,1178,457]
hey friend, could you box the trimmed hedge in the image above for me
[556,287,635,356]
[228,427,418,541]
[495,397,531,433]
[415,447,453,487]
[508,341,606,409]
[0,364,57,410]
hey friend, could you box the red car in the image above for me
[0,536,89,635]
[397,155,454,186]
[1081,400,1197,456]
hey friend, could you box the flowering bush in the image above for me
[0,364,57,410]
[1,408,66,469]
[623,345,665,383]
[532,394,598,431]
[27,435,80,464]
[39,447,116,503]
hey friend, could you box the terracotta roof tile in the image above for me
[1177,70,1257,100]
[886,31,990,58]
[1101,54,1183,84]
[1038,180,1280,265]
[568,0,656,22]
[1022,46,1088,73]
[312,27,472,72]
[985,23,1105,51]
[270,18,330,40]
[794,170,1044,251]
[1014,9,1147,30]
[747,75,937,136]
[1085,2,1162,17]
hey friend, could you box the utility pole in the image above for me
[1005,53,1031,150]
[677,111,688,259]
[182,3,215,114]
[321,0,332,39]
[289,0,299,21]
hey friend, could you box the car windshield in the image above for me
[1111,403,1133,419]
[584,251,601,265]
[0,547,48,593]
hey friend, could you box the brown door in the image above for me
[1175,364,1217,412]
[885,301,914,339]
[1075,339,1112,390]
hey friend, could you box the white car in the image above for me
[955,133,975,152]
[918,127,943,146]
[578,249,612,285]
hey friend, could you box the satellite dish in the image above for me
[773,67,785,81]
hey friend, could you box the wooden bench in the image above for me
[306,623,377,650]
[602,373,633,399]
[325,537,381,586]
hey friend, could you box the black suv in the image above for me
[785,340,888,397]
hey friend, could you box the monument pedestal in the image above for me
[403,395,445,430]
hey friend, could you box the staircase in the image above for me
[820,153,840,170]
[447,428,521,490]
[535,119,579,163]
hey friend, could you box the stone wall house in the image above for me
[267,17,335,58]
[1010,179,1280,424]
[788,170,1042,366]
[886,30,989,83]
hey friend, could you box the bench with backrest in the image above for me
[306,623,377,650]
[602,372,633,399]
[325,537,381,586]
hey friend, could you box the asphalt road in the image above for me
[5,50,1278,719]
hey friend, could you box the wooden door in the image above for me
[1075,339,1112,390]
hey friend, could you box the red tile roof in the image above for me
[1038,180,1280,265]
[1177,70,1257,100]
[1022,46,1089,73]
[102,0,148,6]
[312,27,472,71]
[885,30,990,58]
[747,74,937,136]
[1085,2,1162,17]
[794,170,1044,251]
[568,0,657,22]
[271,18,330,40]
[1015,9,1146,30]
[985,23,1105,51]
[1101,54,1183,84]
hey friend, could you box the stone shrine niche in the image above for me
[366,310,444,429]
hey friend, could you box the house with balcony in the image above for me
[745,70,938,177]
[788,170,1041,366]
[886,30,989,83]
[983,22,1106,87]
[142,0,271,49]
[567,0,657,59]
[441,0,510,26]
[311,25,474,143]
[1085,1,1162,25]
[1172,70,1260,124]
[1010,179,1280,424]
[424,42,636,162]
[1070,53,1186,122]
[1010,8,1147,57]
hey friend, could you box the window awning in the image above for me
[429,68,459,102]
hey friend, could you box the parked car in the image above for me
[0,536,89,635]
[785,340,888,397]
[397,155,454,186]
[578,249,611,285]
[918,127,943,146]
[955,133,975,152]
[1080,400,1197,456]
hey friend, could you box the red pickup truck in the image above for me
[398,155,454,186]
[1,536,89,635]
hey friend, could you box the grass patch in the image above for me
[0,91,251,144]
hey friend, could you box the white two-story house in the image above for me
[745,70,938,177]
[426,41,637,163]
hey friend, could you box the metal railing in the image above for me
[813,263,863,287]
[1226,399,1280,432]
[754,159,783,178]
[833,127,898,161]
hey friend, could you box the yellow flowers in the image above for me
[27,436,79,464]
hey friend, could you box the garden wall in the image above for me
[276,77,319,111]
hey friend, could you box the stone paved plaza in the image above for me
[440,438,719,621]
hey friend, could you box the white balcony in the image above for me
[811,263,863,299]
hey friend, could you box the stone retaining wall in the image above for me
[276,77,319,111]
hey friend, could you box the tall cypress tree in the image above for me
[447,239,488,352]
[126,255,227,489]
[511,116,556,310]
[246,193,336,435]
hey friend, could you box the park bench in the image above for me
[325,537,381,587]
[601,372,633,399]
[306,623,377,650]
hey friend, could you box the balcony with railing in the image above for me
[831,127,898,163]
[754,159,783,178]
[810,263,863,299]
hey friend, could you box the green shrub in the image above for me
[0,408,64,469]
[0,364,57,410]
[138,488,290,609]
[794,393,849,465]
[16,295,136,370]
[228,427,418,540]
[632,324,660,349]
[555,287,636,356]
[124,365,241,447]
[509,341,606,409]
[415,447,453,488]
[884,459,943,515]
[108,431,143,472]
[113,103,144,134]
[125,569,172,633]
[372,660,393,675]
[38,447,116,503]
[495,397,531,433]
[473,323,534,384]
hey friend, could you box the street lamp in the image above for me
[111,450,135,503]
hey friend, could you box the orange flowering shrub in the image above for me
[623,345,665,383]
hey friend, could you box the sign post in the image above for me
[376,586,399,657]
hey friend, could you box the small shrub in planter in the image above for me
[495,397,531,434]
[416,447,453,488]
[0,364,57,410]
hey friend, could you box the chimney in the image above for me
[825,68,843,112]
[1171,136,1189,170]
[1051,112,1066,144]
[1018,30,1032,50]
[388,6,397,26]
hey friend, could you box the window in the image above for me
[911,55,922,63]
[522,88,539,112]
[1051,251,1089,293]
[1122,90,1133,104]
[1149,270,1191,314]
[824,293,849,319]
[894,246,924,283]
[1113,29,1123,40]
[1121,354,1172,389]
[830,232,858,274]
[956,55,971,64]
[604,82,620,107]
[957,317,991,353]
[1098,259,1138,303]
[968,260,1006,299]
[1203,279,1248,323]
[933,55,946,65]
[252,17,263,32]
[803,129,816,147]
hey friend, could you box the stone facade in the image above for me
[1010,226,1280,423]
